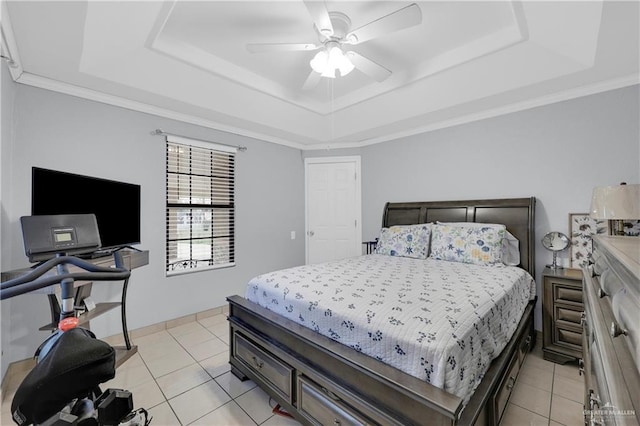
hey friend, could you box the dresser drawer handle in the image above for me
[506,376,516,390]
[252,356,264,369]
[333,419,341,426]
[610,321,628,338]
[322,386,341,401]
[589,390,601,409]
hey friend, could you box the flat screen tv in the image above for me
[31,167,141,251]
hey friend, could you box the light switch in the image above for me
[291,231,296,240]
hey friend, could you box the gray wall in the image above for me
[0,82,306,373]
[359,85,640,330]
[1,64,17,377]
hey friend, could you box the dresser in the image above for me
[542,267,583,363]
[582,236,639,425]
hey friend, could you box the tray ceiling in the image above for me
[2,1,638,149]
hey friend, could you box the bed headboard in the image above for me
[382,197,536,276]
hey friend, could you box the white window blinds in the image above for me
[166,136,235,275]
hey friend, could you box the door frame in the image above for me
[304,156,362,265]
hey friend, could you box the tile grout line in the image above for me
[548,362,555,425]
[134,332,186,425]
[179,323,261,426]
[139,319,264,425]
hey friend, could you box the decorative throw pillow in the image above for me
[437,222,520,266]
[375,224,431,259]
[430,224,506,265]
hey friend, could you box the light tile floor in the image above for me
[1,314,584,425]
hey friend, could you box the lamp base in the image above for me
[546,252,564,269]
[546,264,564,270]
[610,219,626,236]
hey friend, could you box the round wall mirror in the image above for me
[542,231,570,269]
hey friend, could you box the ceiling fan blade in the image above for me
[346,3,422,45]
[303,0,334,36]
[346,51,392,82]
[247,43,320,53]
[302,70,322,91]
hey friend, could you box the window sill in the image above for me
[166,262,235,277]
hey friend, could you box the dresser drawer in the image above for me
[298,376,371,426]
[234,333,293,401]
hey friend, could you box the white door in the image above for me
[305,157,361,264]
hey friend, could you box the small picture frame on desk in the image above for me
[620,219,640,236]
[568,213,609,270]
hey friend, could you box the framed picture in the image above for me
[569,213,609,270]
[622,219,640,236]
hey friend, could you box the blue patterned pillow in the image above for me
[375,224,431,259]
[429,224,506,265]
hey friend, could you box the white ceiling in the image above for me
[2,1,638,149]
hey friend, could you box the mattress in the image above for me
[245,254,535,403]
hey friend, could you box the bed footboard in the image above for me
[227,295,535,426]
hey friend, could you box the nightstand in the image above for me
[542,267,584,364]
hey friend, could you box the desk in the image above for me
[1,250,149,367]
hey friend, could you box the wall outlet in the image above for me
[291,231,296,240]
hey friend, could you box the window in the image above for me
[166,135,235,275]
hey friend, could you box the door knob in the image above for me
[307,230,315,237]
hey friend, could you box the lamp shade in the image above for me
[590,184,640,219]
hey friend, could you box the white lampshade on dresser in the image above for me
[590,183,640,235]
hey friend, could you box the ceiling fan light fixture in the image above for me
[310,45,354,78]
[321,68,336,78]
[310,50,328,73]
[329,46,354,76]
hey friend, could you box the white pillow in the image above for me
[436,222,520,266]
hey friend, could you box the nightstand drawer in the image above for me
[555,326,582,349]
[234,333,294,401]
[555,305,583,325]
[554,286,582,304]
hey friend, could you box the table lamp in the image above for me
[590,182,640,235]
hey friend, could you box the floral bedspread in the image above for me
[245,255,534,404]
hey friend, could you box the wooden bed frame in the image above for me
[227,197,536,425]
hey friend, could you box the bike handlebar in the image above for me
[0,254,131,300]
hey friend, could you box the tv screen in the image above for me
[31,167,141,250]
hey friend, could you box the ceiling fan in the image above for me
[246,1,422,90]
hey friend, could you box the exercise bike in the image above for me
[1,214,151,425]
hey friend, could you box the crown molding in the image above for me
[345,73,640,149]
[14,72,308,151]
[10,70,639,152]
[1,2,24,81]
